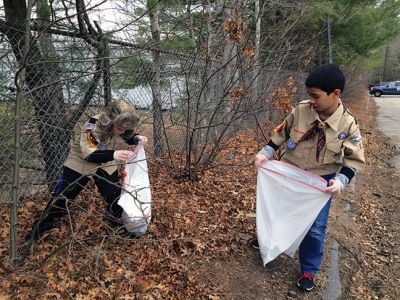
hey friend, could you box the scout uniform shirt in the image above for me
[271,100,365,176]
[64,115,127,175]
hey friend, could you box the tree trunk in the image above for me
[3,0,104,191]
[148,0,164,156]
[4,0,70,191]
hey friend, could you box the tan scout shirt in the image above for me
[64,114,128,176]
[271,100,365,176]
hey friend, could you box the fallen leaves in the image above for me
[0,93,399,299]
[1,136,259,297]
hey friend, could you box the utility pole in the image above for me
[382,44,389,82]
[327,16,333,64]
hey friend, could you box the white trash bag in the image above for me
[256,160,331,265]
[118,144,151,236]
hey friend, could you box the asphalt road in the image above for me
[373,95,400,169]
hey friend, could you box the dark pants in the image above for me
[299,173,336,275]
[35,166,123,233]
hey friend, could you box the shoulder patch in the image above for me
[86,118,97,132]
[86,132,98,147]
[350,134,362,144]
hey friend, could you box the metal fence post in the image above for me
[10,0,33,269]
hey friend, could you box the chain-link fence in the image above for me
[0,24,308,199]
[0,1,314,268]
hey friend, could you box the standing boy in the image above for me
[254,64,365,291]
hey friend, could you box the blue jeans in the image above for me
[299,173,336,275]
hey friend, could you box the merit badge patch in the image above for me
[286,139,297,150]
[351,134,361,144]
[274,123,284,133]
[338,132,347,140]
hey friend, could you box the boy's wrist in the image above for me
[259,145,275,159]
[267,140,280,151]
[258,140,279,159]
[339,166,357,182]
[334,173,349,191]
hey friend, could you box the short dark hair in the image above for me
[305,64,345,94]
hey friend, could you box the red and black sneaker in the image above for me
[297,272,315,291]
[249,238,260,250]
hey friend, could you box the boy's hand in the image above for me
[114,150,134,161]
[136,135,148,144]
[254,153,268,168]
[325,179,342,195]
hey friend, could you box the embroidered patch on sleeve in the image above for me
[86,122,96,132]
[86,132,98,147]
[350,134,361,144]
[274,123,284,133]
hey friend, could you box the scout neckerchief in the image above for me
[297,121,326,162]
[297,102,347,162]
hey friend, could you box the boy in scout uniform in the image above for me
[254,64,365,291]
[28,99,148,240]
